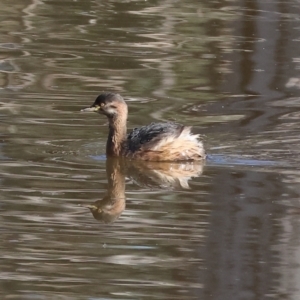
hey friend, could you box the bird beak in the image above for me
[86,204,98,210]
[81,106,100,112]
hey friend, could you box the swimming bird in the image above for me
[81,93,205,161]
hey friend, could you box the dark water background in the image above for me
[1,0,300,299]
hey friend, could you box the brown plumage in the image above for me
[81,93,206,162]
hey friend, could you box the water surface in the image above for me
[1,0,300,299]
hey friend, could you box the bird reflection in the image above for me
[86,158,126,224]
[86,158,204,223]
[126,160,204,190]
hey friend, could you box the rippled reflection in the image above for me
[126,159,204,190]
[1,0,300,299]
[86,158,126,224]
[86,158,204,223]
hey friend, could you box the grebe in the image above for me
[81,93,206,161]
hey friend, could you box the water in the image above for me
[1,0,300,299]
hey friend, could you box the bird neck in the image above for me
[106,114,127,157]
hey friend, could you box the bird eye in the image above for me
[100,103,105,107]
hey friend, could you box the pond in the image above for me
[1,0,300,299]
